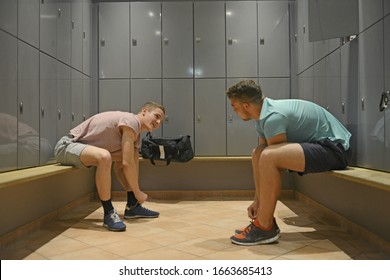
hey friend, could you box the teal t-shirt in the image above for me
[255,98,351,150]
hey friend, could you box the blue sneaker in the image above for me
[124,203,159,219]
[103,209,126,231]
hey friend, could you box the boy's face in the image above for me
[230,98,252,121]
[144,108,165,131]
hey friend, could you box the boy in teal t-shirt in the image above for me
[226,80,351,246]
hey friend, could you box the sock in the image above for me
[254,218,273,231]
[127,192,138,208]
[101,199,114,215]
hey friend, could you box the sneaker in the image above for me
[103,209,126,231]
[235,217,280,234]
[124,203,159,219]
[230,220,279,246]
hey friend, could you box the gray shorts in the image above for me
[299,139,352,175]
[54,135,89,168]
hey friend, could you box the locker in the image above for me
[258,1,290,77]
[258,78,290,100]
[0,0,17,36]
[71,0,83,71]
[194,1,225,78]
[98,2,129,79]
[162,2,193,78]
[40,53,58,165]
[130,2,162,79]
[40,0,57,58]
[0,31,18,172]
[83,0,92,76]
[99,79,130,112]
[162,79,194,141]
[83,74,92,120]
[57,0,71,65]
[17,41,40,169]
[358,21,385,170]
[18,0,40,48]
[71,69,84,126]
[56,62,71,141]
[226,1,258,78]
[195,79,226,156]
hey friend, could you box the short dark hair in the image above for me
[141,101,166,114]
[226,80,263,104]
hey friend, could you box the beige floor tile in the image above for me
[1,198,387,260]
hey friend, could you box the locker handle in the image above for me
[165,115,169,123]
[83,114,86,121]
[19,102,23,114]
[163,38,169,45]
[100,39,105,47]
[58,110,61,120]
[195,37,201,44]
[58,8,61,18]
[228,114,233,122]
[71,20,75,30]
[379,91,389,112]
[260,37,265,45]
[361,98,365,111]
[41,107,45,117]
[197,115,201,122]
[228,38,233,45]
[72,113,75,122]
[342,102,345,114]
[132,38,137,46]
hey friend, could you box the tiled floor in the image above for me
[1,198,388,260]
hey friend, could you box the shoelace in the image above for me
[134,202,155,214]
[242,220,256,234]
[109,211,122,223]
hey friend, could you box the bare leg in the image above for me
[256,143,305,228]
[79,146,112,201]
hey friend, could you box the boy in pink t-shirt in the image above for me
[55,102,165,231]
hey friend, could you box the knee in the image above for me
[258,148,275,165]
[252,145,265,160]
[96,149,112,167]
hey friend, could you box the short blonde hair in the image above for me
[141,101,166,114]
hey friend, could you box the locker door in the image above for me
[131,79,162,137]
[83,74,92,120]
[99,79,130,112]
[313,59,326,109]
[384,15,390,170]
[226,79,258,156]
[18,0,40,48]
[83,0,92,76]
[57,0,71,65]
[71,69,83,127]
[40,53,58,165]
[162,79,193,141]
[18,41,40,169]
[71,0,83,71]
[0,31,17,172]
[0,0,17,36]
[258,78,290,100]
[258,1,289,78]
[131,2,162,79]
[40,0,57,58]
[195,79,226,156]
[99,2,129,78]
[358,21,385,170]
[326,49,344,123]
[341,39,359,165]
[194,1,225,78]
[57,62,71,141]
[162,2,193,78]
[226,1,258,78]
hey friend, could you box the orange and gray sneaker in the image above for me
[230,219,280,246]
[234,217,280,234]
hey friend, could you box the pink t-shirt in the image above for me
[70,111,141,152]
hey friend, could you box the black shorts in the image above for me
[299,139,351,175]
